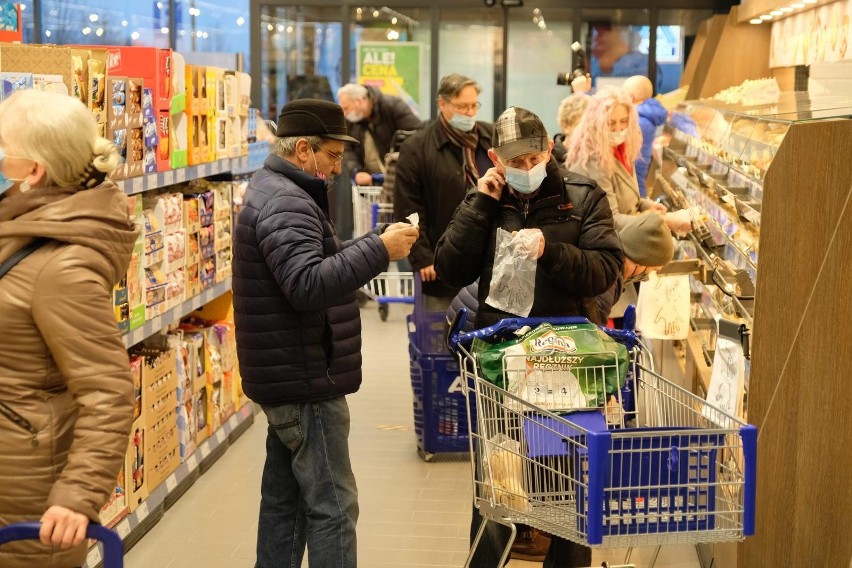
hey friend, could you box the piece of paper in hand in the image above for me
[406,213,419,229]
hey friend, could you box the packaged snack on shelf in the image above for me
[182,195,201,233]
[214,216,231,252]
[199,224,215,259]
[200,257,216,289]
[165,229,187,271]
[215,249,231,282]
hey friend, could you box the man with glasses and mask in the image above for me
[393,73,494,310]
[434,107,623,568]
[233,99,418,568]
[337,83,423,187]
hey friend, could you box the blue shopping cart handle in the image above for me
[0,522,123,566]
[447,306,640,353]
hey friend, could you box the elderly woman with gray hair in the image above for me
[0,90,137,568]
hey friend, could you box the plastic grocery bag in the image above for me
[485,228,541,317]
[635,272,690,340]
[482,434,529,512]
[471,322,628,410]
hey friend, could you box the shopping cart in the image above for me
[351,184,414,321]
[0,522,124,567]
[448,310,756,568]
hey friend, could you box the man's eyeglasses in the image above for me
[444,99,481,114]
[317,147,344,165]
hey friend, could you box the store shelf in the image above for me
[83,403,256,568]
[122,278,232,348]
[115,142,269,196]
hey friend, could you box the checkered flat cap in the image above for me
[493,106,548,160]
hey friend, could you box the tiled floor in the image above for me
[124,304,701,568]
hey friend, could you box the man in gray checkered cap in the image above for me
[434,106,623,568]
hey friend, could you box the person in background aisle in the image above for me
[552,93,590,164]
[434,106,623,568]
[0,90,137,568]
[232,99,418,568]
[566,87,691,236]
[623,75,668,198]
[393,73,493,310]
[337,83,423,187]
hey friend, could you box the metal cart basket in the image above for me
[351,183,414,320]
[0,522,124,567]
[449,312,756,567]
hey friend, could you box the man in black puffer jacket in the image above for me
[434,106,623,568]
[233,99,418,568]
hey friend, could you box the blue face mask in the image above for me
[503,159,548,195]
[449,112,477,132]
[0,149,21,197]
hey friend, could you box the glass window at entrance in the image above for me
[349,7,432,119]
[658,9,713,94]
[258,5,342,120]
[580,8,650,91]
[175,0,250,72]
[506,7,573,139]
[439,8,503,122]
[41,0,170,47]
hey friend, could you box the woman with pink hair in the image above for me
[566,88,690,235]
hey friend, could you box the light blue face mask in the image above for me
[449,112,477,132]
[503,159,548,195]
[0,149,18,196]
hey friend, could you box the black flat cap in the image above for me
[276,99,359,143]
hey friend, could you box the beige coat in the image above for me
[0,183,137,568]
[573,157,657,230]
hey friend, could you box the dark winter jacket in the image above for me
[636,98,668,197]
[552,133,568,165]
[344,85,423,176]
[233,154,390,405]
[434,158,623,327]
[393,119,493,297]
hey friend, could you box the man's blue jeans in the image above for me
[256,397,359,568]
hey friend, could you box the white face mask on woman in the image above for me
[609,128,628,147]
[503,159,547,195]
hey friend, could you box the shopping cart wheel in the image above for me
[417,448,436,462]
[378,303,389,321]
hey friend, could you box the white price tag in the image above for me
[200,442,211,459]
[215,428,226,444]
[136,501,149,522]
[199,163,208,177]
[132,176,144,194]
[176,168,186,183]
[116,519,131,540]
[187,454,198,471]
[147,173,158,188]
[87,545,102,565]
[165,474,178,493]
[163,170,175,186]
[228,415,238,430]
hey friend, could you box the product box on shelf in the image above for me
[0,5,23,43]
[166,268,186,309]
[0,44,75,98]
[214,217,231,253]
[200,257,216,289]
[98,463,128,528]
[199,225,215,259]
[142,88,158,174]
[69,47,108,130]
[165,229,186,272]
[206,67,225,162]
[212,183,232,221]
[215,249,231,283]
[163,193,184,234]
[125,416,148,512]
[114,273,130,334]
[194,385,209,445]
[170,52,188,169]
[144,266,167,318]
[185,262,201,298]
[182,196,201,234]
[129,354,143,422]
[146,410,179,491]
[185,231,200,265]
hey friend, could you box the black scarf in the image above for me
[439,114,481,190]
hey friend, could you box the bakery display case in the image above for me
[657,92,852,568]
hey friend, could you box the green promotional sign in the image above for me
[357,42,421,109]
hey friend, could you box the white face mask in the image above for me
[503,159,548,195]
[609,128,628,147]
[449,112,477,132]
[345,111,364,123]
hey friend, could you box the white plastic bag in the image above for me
[485,228,541,317]
[635,272,690,340]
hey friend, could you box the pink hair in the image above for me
[565,87,642,180]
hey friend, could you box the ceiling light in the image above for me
[161,26,169,34]
[391,17,397,24]
[749,18,763,24]
[96,27,104,36]
[373,10,380,17]
[760,14,773,20]
[266,23,273,31]
[770,10,783,15]
[156,2,163,9]
[45,29,51,37]
[781,6,794,12]
[791,2,805,7]
[803,0,817,3]
[131,31,140,40]
[89,13,99,22]
[121,19,128,27]
[82,26,91,35]
[236,16,245,25]
[356,7,363,14]
[277,24,285,31]
[286,25,293,33]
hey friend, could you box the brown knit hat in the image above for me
[619,212,674,267]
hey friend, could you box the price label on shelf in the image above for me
[187,454,199,471]
[87,545,102,565]
[198,163,208,177]
[136,501,150,522]
[200,442,211,459]
[132,177,144,194]
[146,173,158,188]
[163,170,175,186]
[116,519,131,540]
[216,428,226,444]
[176,168,186,183]
[228,415,239,430]
[166,474,178,493]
